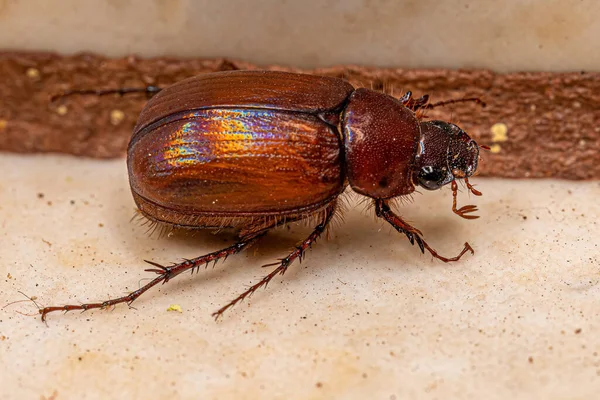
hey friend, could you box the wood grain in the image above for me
[1,52,599,179]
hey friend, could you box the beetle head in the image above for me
[414,121,479,190]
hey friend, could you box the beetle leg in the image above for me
[399,91,431,112]
[398,91,413,104]
[50,86,162,102]
[211,202,337,320]
[38,230,267,322]
[374,199,474,263]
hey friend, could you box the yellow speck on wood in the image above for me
[56,105,68,116]
[0,120,7,130]
[490,144,502,153]
[491,123,508,142]
[110,109,125,126]
[25,67,40,80]
[7,273,12,279]
[167,304,183,313]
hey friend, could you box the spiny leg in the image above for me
[51,86,162,102]
[451,179,482,219]
[39,231,265,321]
[211,202,337,320]
[374,199,473,263]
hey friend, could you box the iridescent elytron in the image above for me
[128,108,343,217]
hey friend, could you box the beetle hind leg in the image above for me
[375,199,473,263]
[38,230,267,322]
[212,202,337,320]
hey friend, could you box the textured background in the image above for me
[2,155,599,400]
[1,0,599,72]
[2,52,600,180]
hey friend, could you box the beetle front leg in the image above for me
[374,199,473,263]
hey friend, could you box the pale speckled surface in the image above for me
[1,153,599,400]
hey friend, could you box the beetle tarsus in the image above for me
[399,91,430,112]
[399,92,485,112]
[211,202,337,320]
[375,199,473,263]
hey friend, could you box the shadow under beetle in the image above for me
[41,70,486,321]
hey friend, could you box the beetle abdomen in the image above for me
[128,108,344,226]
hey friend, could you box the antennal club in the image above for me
[451,180,480,219]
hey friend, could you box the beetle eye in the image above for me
[417,166,447,190]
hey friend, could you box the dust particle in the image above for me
[25,67,40,80]
[315,382,323,388]
[528,356,534,364]
[110,109,125,126]
[490,144,501,153]
[490,122,508,142]
[37,193,45,199]
[6,273,12,279]
[166,304,182,313]
[56,105,68,116]
[575,328,582,334]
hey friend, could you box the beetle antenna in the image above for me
[451,180,480,219]
[50,86,163,102]
[421,97,486,110]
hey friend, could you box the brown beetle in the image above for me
[41,70,485,321]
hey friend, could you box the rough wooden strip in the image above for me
[0,52,598,179]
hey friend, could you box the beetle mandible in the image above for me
[41,70,486,321]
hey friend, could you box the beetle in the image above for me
[40,70,485,321]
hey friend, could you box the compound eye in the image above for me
[417,166,447,190]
